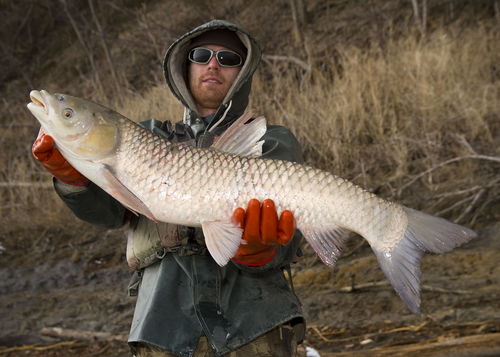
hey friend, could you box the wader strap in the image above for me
[128,242,209,296]
[284,264,296,296]
[128,270,143,297]
[154,244,208,258]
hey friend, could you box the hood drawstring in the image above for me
[208,100,232,133]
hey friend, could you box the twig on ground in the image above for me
[308,322,427,345]
[384,321,429,334]
[40,327,127,342]
[0,341,79,354]
[325,280,472,295]
[311,326,336,342]
[0,182,53,188]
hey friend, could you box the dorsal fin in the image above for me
[211,109,267,157]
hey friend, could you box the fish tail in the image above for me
[373,207,477,315]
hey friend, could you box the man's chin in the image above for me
[194,94,225,110]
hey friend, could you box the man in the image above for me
[32,20,305,356]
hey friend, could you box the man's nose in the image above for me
[207,55,220,70]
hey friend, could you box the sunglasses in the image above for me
[188,47,243,67]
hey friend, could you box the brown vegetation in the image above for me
[0,1,499,356]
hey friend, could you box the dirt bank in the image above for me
[1,222,498,356]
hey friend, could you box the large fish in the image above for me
[27,89,476,314]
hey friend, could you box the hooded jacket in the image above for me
[163,19,261,138]
[54,20,305,356]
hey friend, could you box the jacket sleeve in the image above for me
[54,179,126,229]
[231,125,304,272]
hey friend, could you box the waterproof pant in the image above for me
[134,325,299,356]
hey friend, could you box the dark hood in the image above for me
[163,20,261,133]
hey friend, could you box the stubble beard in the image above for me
[191,83,226,112]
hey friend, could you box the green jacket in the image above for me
[54,20,305,356]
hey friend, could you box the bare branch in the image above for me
[398,154,500,195]
[88,0,123,98]
[262,54,311,72]
[410,0,427,36]
[60,0,105,98]
[456,188,485,223]
[0,182,53,188]
[40,327,127,342]
[327,280,472,295]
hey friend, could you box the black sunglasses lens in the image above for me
[190,48,212,64]
[217,51,242,66]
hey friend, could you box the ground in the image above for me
[0,220,499,356]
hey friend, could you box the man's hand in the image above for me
[231,199,295,266]
[32,129,90,186]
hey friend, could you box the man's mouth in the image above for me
[202,77,222,84]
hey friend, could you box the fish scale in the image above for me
[27,89,477,314]
[117,121,403,246]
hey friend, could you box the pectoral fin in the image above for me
[101,167,157,222]
[201,220,243,266]
[211,109,266,157]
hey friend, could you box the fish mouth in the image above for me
[29,90,48,114]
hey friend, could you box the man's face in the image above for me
[188,45,242,116]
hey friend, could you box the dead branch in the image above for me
[398,154,500,195]
[384,321,429,334]
[0,182,53,188]
[319,333,500,357]
[289,0,306,46]
[88,0,123,99]
[326,280,472,295]
[341,236,366,259]
[410,0,428,37]
[137,4,163,61]
[262,54,311,72]
[455,188,485,223]
[434,180,499,198]
[310,321,429,345]
[0,341,80,354]
[60,0,105,99]
[40,327,127,342]
[435,194,475,216]
[311,325,336,342]
[452,134,477,155]
[272,97,330,164]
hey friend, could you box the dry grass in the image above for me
[253,24,500,226]
[1,15,499,234]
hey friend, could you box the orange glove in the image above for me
[231,199,295,266]
[32,129,90,186]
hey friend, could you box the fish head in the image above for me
[27,90,118,160]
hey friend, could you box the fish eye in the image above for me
[56,95,64,102]
[63,108,74,119]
